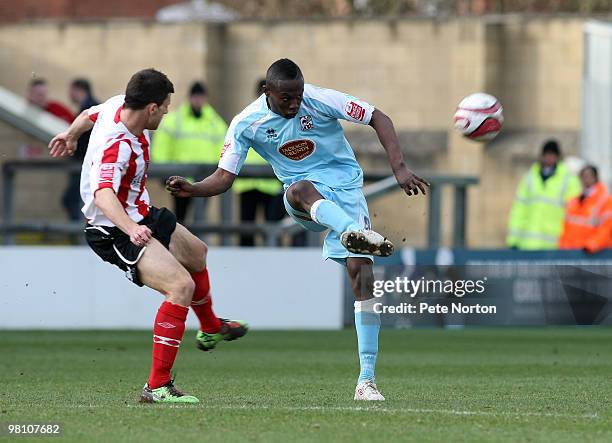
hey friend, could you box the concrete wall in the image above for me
[495,17,583,130]
[0,16,587,247]
[0,247,344,329]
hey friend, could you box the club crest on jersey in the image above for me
[131,175,144,186]
[345,101,366,121]
[300,115,314,131]
[278,139,316,161]
[266,128,278,140]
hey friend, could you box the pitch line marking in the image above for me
[39,404,600,420]
[213,405,600,420]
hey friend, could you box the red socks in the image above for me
[190,268,222,333]
[147,269,221,389]
[148,301,188,389]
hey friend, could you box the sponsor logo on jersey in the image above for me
[99,163,115,181]
[266,128,278,140]
[220,141,231,158]
[278,139,316,161]
[345,101,366,121]
[300,115,314,131]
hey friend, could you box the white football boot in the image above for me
[354,380,385,401]
[341,229,394,257]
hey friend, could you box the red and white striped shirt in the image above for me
[81,95,151,226]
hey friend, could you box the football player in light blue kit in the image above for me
[167,59,429,400]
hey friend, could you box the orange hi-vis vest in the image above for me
[559,182,612,253]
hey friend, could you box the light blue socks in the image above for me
[310,199,361,233]
[354,298,380,383]
[312,198,379,382]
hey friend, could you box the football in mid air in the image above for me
[453,93,503,142]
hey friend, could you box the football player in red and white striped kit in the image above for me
[49,69,248,403]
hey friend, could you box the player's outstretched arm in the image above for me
[48,109,95,157]
[166,168,236,198]
[369,109,430,196]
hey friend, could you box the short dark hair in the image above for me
[189,81,207,96]
[266,59,303,88]
[71,78,92,95]
[581,164,598,181]
[541,139,561,157]
[29,78,47,88]
[124,69,174,110]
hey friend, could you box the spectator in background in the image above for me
[507,140,581,250]
[61,78,100,220]
[152,81,227,223]
[560,165,612,253]
[28,78,79,220]
[28,78,74,124]
[69,78,99,161]
[235,79,284,246]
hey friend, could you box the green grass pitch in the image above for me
[1,328,611,442]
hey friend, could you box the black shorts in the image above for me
[85,206,177,286]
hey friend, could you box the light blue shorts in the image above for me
[283,182,374,264]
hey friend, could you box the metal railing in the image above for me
[1,160,478,247]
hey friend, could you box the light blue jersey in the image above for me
[218,84,375,189]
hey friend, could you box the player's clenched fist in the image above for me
[128,224,152,247]
[165,176,195,198]
[48,132,77,157]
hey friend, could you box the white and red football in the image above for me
[453,93,503,142]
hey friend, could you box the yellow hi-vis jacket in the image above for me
[233,149,283,196]
[506,161,581,250]
[152,103,281,196]
[152,103,227,165]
